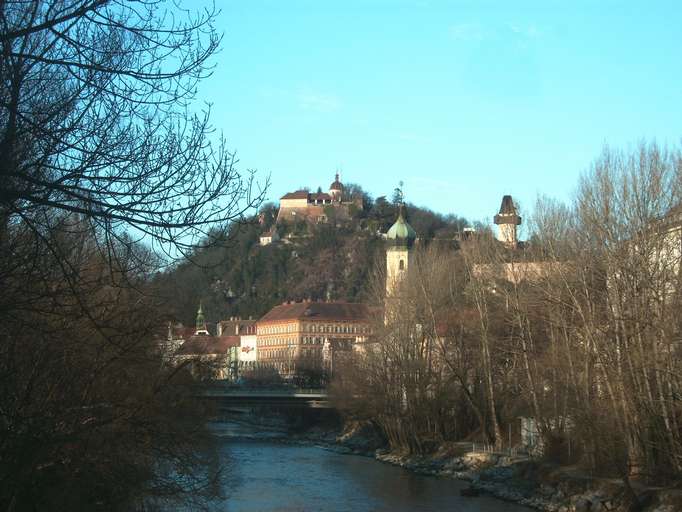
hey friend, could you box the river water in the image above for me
[204,438,531,512]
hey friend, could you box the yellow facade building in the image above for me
[256,300,371,375]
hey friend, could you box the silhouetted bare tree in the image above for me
[0,1,265,509]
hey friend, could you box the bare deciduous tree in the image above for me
[0,1,266,508]
[337,142,682,491]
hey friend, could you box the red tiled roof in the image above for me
[170,325,197,341]
[218,319,257,335]
[258,301,371,324]
[177,335,240,355]
[281,190,309,200]
[309,192,332,201]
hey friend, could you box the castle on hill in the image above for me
[276,173,362,225]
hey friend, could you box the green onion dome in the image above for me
[386,205,416,247]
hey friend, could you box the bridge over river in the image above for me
[198,384,331,408]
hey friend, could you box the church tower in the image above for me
[195,302,209,335]
[385,204,417,297]
[494,195,521,249]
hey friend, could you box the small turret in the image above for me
[494,195,521,249]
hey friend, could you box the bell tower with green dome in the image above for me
[385,204,416,297]
[195,302,209,335]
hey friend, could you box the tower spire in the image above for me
[195,302,206,334]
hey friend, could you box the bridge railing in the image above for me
[198,381,326,395]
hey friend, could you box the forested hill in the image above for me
[155,188,477,326]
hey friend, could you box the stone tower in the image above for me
[385,204,417,297]
[494,195,521,249]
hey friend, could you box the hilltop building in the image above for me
[276,173,361,224]
[256,300,371,376]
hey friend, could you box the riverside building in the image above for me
[256,300,371,376]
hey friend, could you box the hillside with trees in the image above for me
[155,186,476,326]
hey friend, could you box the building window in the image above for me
[399,259,405,270]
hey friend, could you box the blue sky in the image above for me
[195,0,681,227]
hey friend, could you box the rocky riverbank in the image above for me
[212,416,681,512]
[371,445,682,512]
[315,422,681,512]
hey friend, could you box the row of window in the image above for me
[259,324,297,335]
[259,337,295,347]
[302,323,369,334]
[302,336,324,344]
[258,322,370,335]
[259,335,366,347]
[262,348,294,360]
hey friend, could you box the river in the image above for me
[202,437,531,511]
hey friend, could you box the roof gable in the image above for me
[281,190,309,200]
[177,335,240,355]
[258,301,371,323]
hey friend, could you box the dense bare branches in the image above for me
[338,142,682,486]
[0,1,264,508]
[0,0,266,260]
[0,222,220,509]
